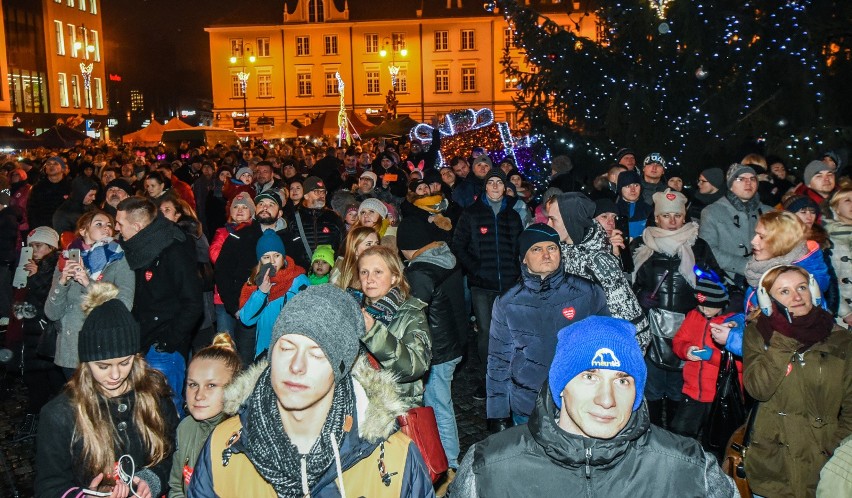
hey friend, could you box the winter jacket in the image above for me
[187,357,435,498]
[451,386,737,498]
[168,413,225,498]
[404,243,467,365]
[640,178,667,206]
[699,194,772,279]
[817,434,852,498]
[487,265,610,419]
[743,322,852,498]
[631,236,721,314]
[26,175,71,230]
[451,196,522,293]
[743,240,831,313]
[795,183,833,218]
[237,259,311,358]
[52,176,98,235]
[283,205,345,270]
[35,389,178,498]
[687,190,724,223]
[672,310,742,403]
[451,176,483,209]
[362,297,432,405]
[44,250,135,369]
[120,215,202,356]
[560,222,650,350]
[825,218,852,324]
[10,180,31,233]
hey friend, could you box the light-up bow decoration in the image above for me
[409,108,495,145]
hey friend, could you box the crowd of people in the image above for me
[0,135,850,497]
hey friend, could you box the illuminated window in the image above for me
[392,33,405,52]
[230,39,244,57]
[325,71,340,95]
[298,72,312,96]
[434,31,448,51]
[462,66,476,91]
[365,34,378,53]
[230,71,244,98]
[90,0,97,14]
[68,24,78,58]
[90,30,100,61]
[394,66,408,93]
[55,21,65,55]
[324,35,338,56]
[58,73,69,107]
[435,68,449,93]
[94,77,103,109]
[71,75,81,108]
[257,68,272,97]
[257,38,270,57]
[461,30,475,50]
[296,36,310,56]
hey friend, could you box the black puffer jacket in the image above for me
[27,176,71,230]
[631,236,721,314]
[451,196,522,292]
[283,205,345,270]
[405,243,467,365]
[451,387,737,498]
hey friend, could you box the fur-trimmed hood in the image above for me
[223,354,409,443]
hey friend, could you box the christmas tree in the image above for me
[495,0,852,177]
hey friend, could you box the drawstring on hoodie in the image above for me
[300,456,309,497]
[331,432,347,498]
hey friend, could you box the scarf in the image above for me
[744,241,809,288]
[241,368,355,498]
[632,222,699,288]
[119,215,186,270]
[725,190,762,213]
[365,287,405,326]
[82,238,125,281]
[756,305,835,348]
[239,256,307,309]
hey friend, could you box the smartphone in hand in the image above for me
[255,263,277,286]
[693,348,713,361]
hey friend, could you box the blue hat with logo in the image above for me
[548,316,647,412]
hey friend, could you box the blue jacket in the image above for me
[238,273,311,358]
[486,264,610,418]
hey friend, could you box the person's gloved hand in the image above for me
[639,292,660,310]
[487,418,512,434]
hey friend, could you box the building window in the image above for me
[256,38,270,57]
[54,21,65,55]
[394,67,408,93]
[434,31,448,51]
[71,75,81,108]
[297,72,312,96]
[93,77,103,109]
[366,70,380,94]
[58,73,69,107]
[230,38,244,57]
[325,71,340,96]
[67,0,74,7]
[68,24,78,57]
[257,68,272,97]
[462,66,477,91]
[365,33,378,53]
[308,0,324,22]
[130,90,144,111]
[90,30,100,61]
[296,36,310,56]
[461,30,475,50]
[435,68,449,93]
[324,35,338,55]
[79,0,86,10]
[230,71,244,98]
[90,0,97,14]
[503,27,518,49]
[84,80,92,109]
[392,33,405,52]
[503,73,519,90]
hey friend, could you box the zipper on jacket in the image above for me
[494,207,501,291]
[584,447,592,479]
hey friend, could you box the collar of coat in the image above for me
[223,355,409,444]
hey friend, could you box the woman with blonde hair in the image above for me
[826,187,852,327]
[744,210,829,312]
[36,283,177,498]
[329,225,380,288]
[354,245,432,404]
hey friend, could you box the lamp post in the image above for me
[74,25,97,120]
[380,38,407,119]
[229,44,255,132]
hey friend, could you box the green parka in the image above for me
[362,297,432,405]
[743,321,852,498]
[167,413,225,498]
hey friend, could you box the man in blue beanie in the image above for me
[451,316,737,498]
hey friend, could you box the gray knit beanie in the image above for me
[803,160,831,186]
[726,163,756,189]
[271,284,365,382]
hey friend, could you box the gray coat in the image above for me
[698,195,772,278]
[44,257,135,368]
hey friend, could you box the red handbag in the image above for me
[396,405,449,483]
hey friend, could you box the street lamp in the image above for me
[380,38,407,119]
[229,44,255,132]
[75,25,97,119]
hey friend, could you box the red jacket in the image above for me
[672,309,742,403]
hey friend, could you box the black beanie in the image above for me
[553,192,595,245]
[694,278,729,307]
[593,198,618,217]
[616,169,642,192]
[78,283,140,362]
[700,168,725,191]
[397,216,437,251]
[518,223,561,262]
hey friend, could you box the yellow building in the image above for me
[206,0,597,135]
[2,0,107,133]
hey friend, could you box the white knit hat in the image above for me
[653,188,688,215]
[358,198,388,219]
[27,226,60,249]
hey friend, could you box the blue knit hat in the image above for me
[549,316,647,412]
[256,229,286,261]
[518,223,560,262]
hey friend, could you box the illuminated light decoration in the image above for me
[335,71,356,147]
[410,108,495,144]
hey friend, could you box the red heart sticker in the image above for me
[666,193,676,200]
[696,293,706,303]
[145,270,153,282]
[183,465,194,486]
[322,227,330,233]
[562,307,576,320]
[480,227,488,234]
